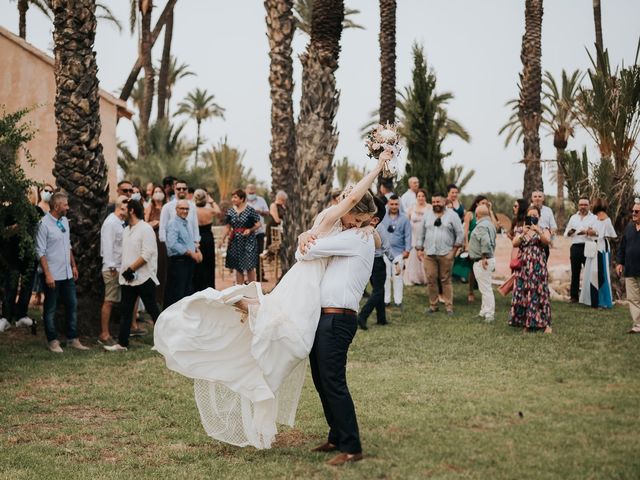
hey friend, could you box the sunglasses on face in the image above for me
[175,187,188,191]
[633,209,640,214]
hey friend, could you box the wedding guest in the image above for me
[380,195,411,307]
[616,202,640,333]
[224,189,261,285]
[145,185,167,304]
[187,187,195,202]
[162,176,176,202]
[358,196,393,329]
[531,190,557,235]
[106,180,133,215]
[246,184,270,281]
[164,200,202,308]
[564,196,597,303]
[400,176,420,212]
[404,189,429,286]
[508,198,529,240]
[447,184,464,221]
[468,205,497,322]
[159,180,200,245]
[144,182,154,208]
[99,195,127,346]
[267,190,287,246]
[38,183,54,214]
[509,205,552,333]
[580,198,616,308]
[378,178,404,215]
[104,199,161,352]
[36,192,89,352]
[416,193,464,315]
[131,185,142,202]
[193,189,221,291]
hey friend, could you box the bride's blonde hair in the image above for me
[341,185,377,216]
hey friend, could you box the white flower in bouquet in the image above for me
[365,122,402,178]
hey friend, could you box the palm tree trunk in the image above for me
[379,0,396,124]
[51,0,108,335]
[18,0,28,39]
[282,0,345,270]
[156,7,173,121]
[265,0,296,197]
[593,0,603,53]
[555,147,565,229]
[139,0,155,159]
[195,120,201,167]
[119,0,178,103]
[519,0,544,201]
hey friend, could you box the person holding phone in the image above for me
[564,196,597,303]
[509,205,553,333]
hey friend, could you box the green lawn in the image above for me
[1,284,639,480]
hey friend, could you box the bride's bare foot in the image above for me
[544,326,552,334]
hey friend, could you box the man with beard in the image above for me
[416,192,464,315]
[564,196,596,303]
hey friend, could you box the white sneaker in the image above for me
[48,339,64,353]
[104,343,128,352]
[68,338,90,351]
[0,318,10,332]
[16,316,34,328]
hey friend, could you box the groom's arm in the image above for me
[296,230,364,261]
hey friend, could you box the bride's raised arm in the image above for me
[312,151,390,237]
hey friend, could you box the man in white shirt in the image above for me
[159,179,200,245]
[400,177,419,213]
[564,196,597,302]
[246,184,270,280]
[296,227,373,465]
[531,191,557,234]
[99,195,128,345]
[105,200,161,352]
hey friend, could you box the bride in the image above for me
[153,152,390,449]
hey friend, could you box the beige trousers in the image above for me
[625,277,640,331]
[424,251,455,311]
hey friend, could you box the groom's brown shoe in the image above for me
[327,452,363,466]
[311,442,338,453]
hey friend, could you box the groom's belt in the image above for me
[321,307,356,317]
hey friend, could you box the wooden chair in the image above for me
[212,226,227,281]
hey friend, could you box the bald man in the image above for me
[468,204,497,322]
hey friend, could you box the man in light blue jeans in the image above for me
[36,192,89,353]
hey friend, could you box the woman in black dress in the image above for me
[193,189,221,291]
[224,189,261,285]
[267,190,287,246]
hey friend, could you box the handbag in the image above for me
[498,274,516,296]
[509,248,522,270]
[584,241,598,258]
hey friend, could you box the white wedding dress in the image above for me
[153,208,342,449]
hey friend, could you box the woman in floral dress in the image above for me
[224,189,261,285]
[509,205,553,333]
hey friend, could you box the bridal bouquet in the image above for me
[365,122,402,178]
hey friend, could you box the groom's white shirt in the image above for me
[296,228,374,311]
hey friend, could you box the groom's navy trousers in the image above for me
[310,312,361,454]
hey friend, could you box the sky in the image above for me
[1,0,639,196]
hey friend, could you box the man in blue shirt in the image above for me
[36,192,89,353]
[380,195,411,307]
[164,199,202,308]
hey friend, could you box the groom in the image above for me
[296,197,382,466]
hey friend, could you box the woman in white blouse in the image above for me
[580,198,617,308]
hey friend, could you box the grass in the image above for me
[1,284,639,479]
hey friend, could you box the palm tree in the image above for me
[163,56,195,117]
[156,5,174,121]
[378,0,396,124]
[265,0,296,196]
[335,157,365,189]
[593,0,603,54]
[11,0,121,39]
[518,0,544,201]
[51,0,108,334]
[282,0,345,269]
[444,165,475,192]
[293,0,362,35]
[175,88,225,166]
[541,69,583,228]
[202,138,252,201]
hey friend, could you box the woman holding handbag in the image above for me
[499,199,528,296]
[508,205,553,333]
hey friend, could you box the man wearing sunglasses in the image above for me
[36,192,89,353]
[159,180,200,247]
[616,201,640,334]
[105,180,133,216]
[379,195,411,308]
[416,193,464,315]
